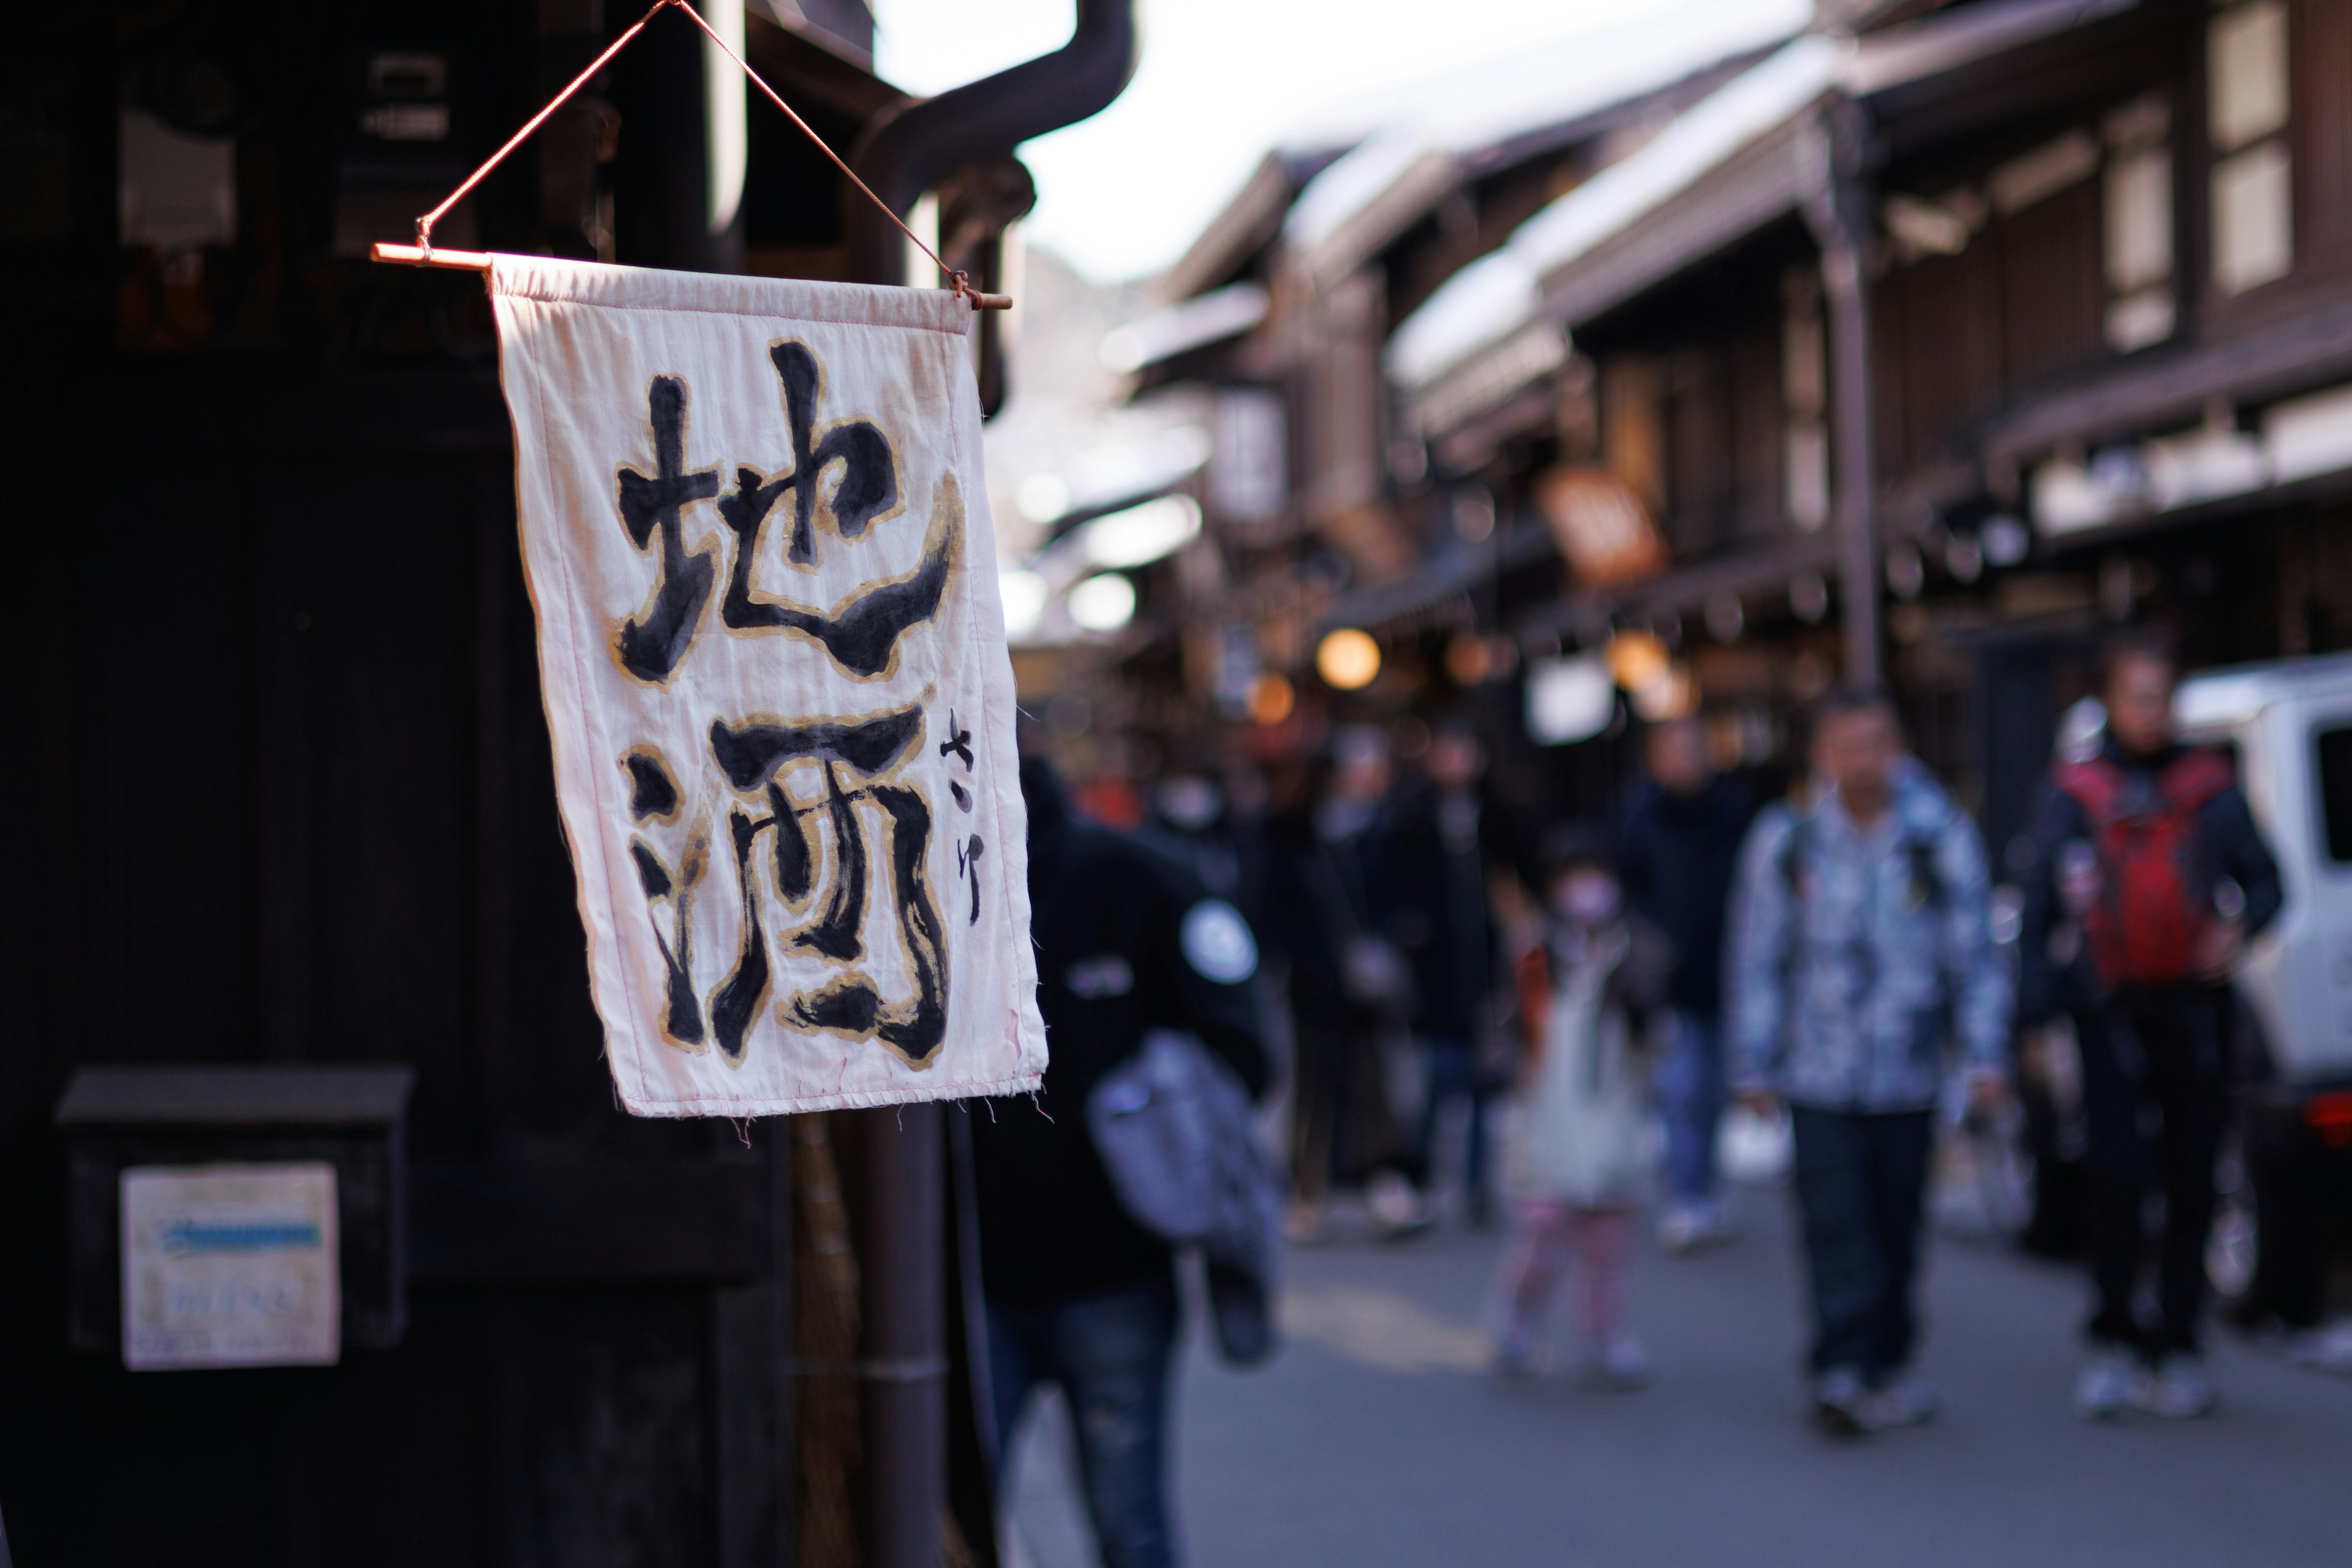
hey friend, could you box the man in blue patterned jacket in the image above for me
[1727,687,2011,1436]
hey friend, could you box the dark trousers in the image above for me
[987,1275,1182,1568]
[1656,1010,1726,1206]
[1413,1036,1493,1206]
[2078,988,2230,1355]
[1791,1106,1935,1384]
[1290,1008,1405,1200]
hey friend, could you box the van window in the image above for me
[2318,726,2352,863]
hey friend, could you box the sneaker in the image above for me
[1860,1372,1939,1430]
[2075,1346,2139,1421]
[1813,1365,1872,1436]
[1579,1333,1653,1392]
[2277,1320,2352,1376]
[1366,1172,1433,1240]
[1659,1200,1736,1254]
[1657,1206,1706,1254]
[1691,1198,1738,1246]
[2136,1352,2217,1419]
[1492,1327,1540,1381]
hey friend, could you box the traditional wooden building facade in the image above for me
[1381,0,2352,842]
[1082,2,1812,825]
[2,2,1125,1562]
[1087,0,2352,851]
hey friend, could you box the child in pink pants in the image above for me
[1494,828,1670,1387]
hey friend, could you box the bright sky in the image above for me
[872,0,1700,284]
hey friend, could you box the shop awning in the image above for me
[1316,520,1558,636]
[1513,530,1841,645]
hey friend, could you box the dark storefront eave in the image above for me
[1980,295,2352,472]
[2031,464,2352,557]
[1511,530,1841,647]
[1875,292,2352,540]
[1314,519,1558,637]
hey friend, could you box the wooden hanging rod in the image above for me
[368,241,1014,309]
[371,243,492,272]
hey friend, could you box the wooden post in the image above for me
[1806,97,1882,687]
[1823,239,1879,686]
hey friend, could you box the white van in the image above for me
[2176,651,2352,1318]
[2176,651,2352,1095]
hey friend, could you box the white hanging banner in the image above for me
[492,257,1043,1116]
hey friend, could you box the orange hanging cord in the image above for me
[369,0,1011,309]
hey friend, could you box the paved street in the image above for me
[1005,1178,2350,1567]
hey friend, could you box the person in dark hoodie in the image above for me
[2018,629,2282,1423]
[1615,714,1755,1251]
[971,756,1268,1568]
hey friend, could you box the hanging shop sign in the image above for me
[1535,466,1668,587]
[494,257,1044,1115]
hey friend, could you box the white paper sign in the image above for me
[491,257,1045,1117]
[121,1163,340,1371]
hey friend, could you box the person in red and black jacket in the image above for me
[2018,629,2281,1422]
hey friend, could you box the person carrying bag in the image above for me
[971,758,1271,1568]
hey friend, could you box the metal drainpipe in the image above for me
[837,9,1136,1566]
[853,1098,948,1568]
[1806,95,1882,687]
[843,0,1139,285]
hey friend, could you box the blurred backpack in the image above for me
[1087,1030,1283,1365]
[2056,750,2234,989]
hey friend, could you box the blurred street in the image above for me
[1007,1184,2349,1568]
[17,1,2352,1563]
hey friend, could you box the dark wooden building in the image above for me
[1373,0,2352,850]
[1,2,1113,1562]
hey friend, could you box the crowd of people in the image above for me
[968,631,2283,1568]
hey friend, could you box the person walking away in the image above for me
[1618,714,1755,1251]
[2017,630,2282,1421]
[1264,729,1427,1241]
[1389,720,1506,1226]
[973,758,1270,1568]
[1727,688,2011,1435]
[1493,825,1672,1387]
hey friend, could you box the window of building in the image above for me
[2103,96,2174,350]
[1781,290,1827,531]
[2209,1,2294,295]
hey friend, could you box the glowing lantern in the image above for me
[1316,628,1382,691]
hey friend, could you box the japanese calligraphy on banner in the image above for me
[492,257,1044,1116]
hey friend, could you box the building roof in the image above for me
[1280,0,1812,287]
[1388,0,2144,421]
[1387,35,1841,396]
[1099,282,1270,374]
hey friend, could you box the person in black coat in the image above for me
[1384,721,1505,1225]
[1261,730,1427,1240]
[972,757,1267,1568]
[1615,715,1754,1251]
[2016,630,2282,1422]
